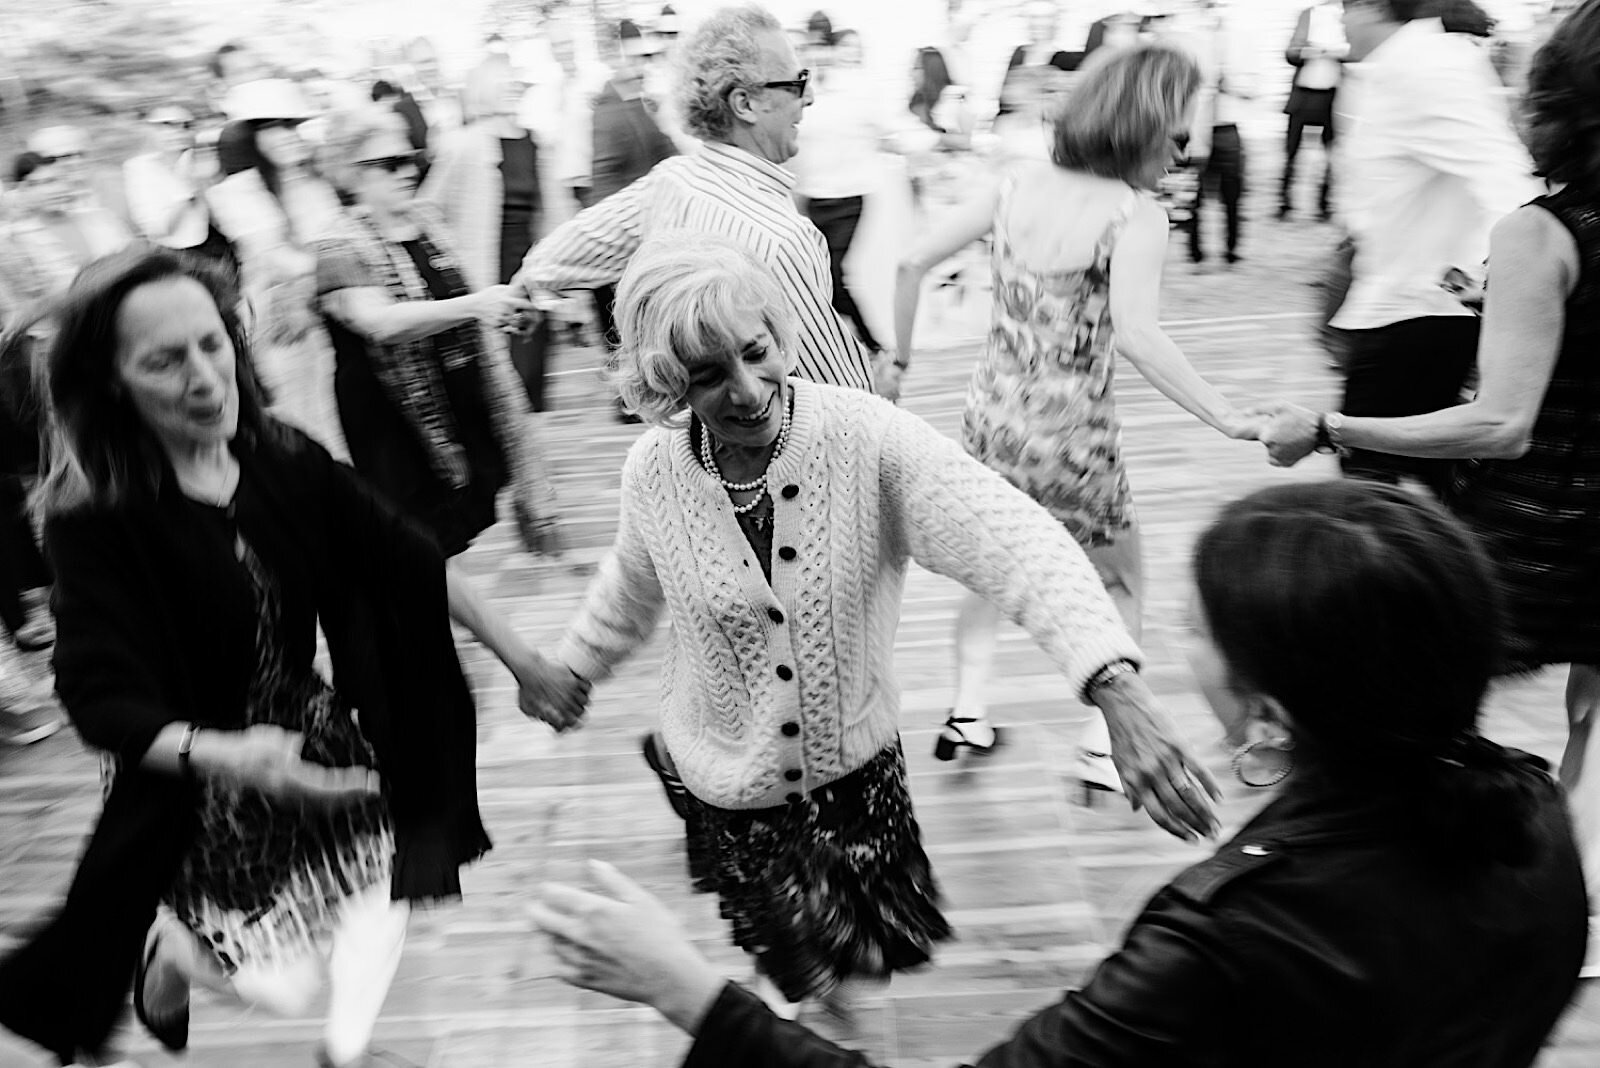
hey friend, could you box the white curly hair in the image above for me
[675,5,784,143]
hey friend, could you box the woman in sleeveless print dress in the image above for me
[893,45,1263,776]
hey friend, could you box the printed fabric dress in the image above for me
[105,493,391,973]
[1449,182,1600,674]
[961,178,1139,549]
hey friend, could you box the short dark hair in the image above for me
[209,41,246,81]
[1196,481,1543,867]
[371,79,399,101]
[1384,0,1445,19]
[12,151,47,184]
[1050,43,1200,189]
[1521,0,1600,186]
[34,245,273,516]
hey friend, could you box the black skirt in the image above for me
[683,740,951,1003]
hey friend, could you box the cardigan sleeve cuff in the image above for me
[554,634,619,685]
[1065,632,1145,708]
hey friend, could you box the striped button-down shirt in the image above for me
[513,141,873,391]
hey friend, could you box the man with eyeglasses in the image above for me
[511,4,877,396]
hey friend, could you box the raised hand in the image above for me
[199,724,381,808]
[529,860,725,1033]
[1259,403,1322,467]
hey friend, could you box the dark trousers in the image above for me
[1187,124,1244,263]
[804,195,883,353]
[1282,113,1335,216]
[0,476,47,636]
[1340,315,1480,497]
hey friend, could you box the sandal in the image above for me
[932,714,1004,762]
[641,732,692,820]
[133,919,189,1051]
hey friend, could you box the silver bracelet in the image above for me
[1083,659,1138,702]
[177,723,201,781]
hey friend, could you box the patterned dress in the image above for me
[108,496,392,973]
[1449,183,1600,673]
[960,177,1140,548]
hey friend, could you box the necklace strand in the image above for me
[700,393,793,515]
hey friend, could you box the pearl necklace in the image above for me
[699,392,793,515]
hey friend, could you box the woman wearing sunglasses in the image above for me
[311,110,541,564]
[206,79,347,457]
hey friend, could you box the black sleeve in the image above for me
[684,983,888,1068]
[974,892,1239,1066]
[685,891,1243,1068]
[47,512,181,762]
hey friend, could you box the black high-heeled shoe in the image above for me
[133,920,189,1052]
[932,714,1004,761]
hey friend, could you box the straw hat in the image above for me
[222,78,315,123]
[27,125,88,159]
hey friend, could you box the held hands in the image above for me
[1257,402,1322,467]
[469,284,537,335]
[873,354,906,403]
[200,724,381,808]
[514,651,591,733]
[528,860,725,1033]
[1092,674,1221,843]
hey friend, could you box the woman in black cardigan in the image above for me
[0,246,585,1068]
[532,481,1588,1067]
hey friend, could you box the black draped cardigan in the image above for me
[0,426,490,1061]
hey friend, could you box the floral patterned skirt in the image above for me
[684,741,951,1003]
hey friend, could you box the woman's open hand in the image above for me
[194,724,381,808]
[1091,674,1221,843]
[529,860,725,1035]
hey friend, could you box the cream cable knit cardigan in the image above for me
[557,380,1142,810]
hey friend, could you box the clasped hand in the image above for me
[515,652,592,733]
[1254,401,1322,467]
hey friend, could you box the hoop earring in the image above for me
[1231,737,1294,788]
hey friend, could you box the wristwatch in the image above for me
[1314,411,1348,455]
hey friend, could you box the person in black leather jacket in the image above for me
[531,479,1589,1067]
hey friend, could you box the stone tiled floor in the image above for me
[4,171,1599,1066]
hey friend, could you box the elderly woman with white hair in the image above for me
[532,232,1219,1019]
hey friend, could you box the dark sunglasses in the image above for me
[355,154,419,173]
[38,152,84,165]
[251,118,304,131]
[759,68,810,96]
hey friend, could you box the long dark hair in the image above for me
[909,47,952,131]
[1195,481,1544,867]
[33,245,272,517]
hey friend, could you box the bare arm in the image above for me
[893,177,1001,369]
[321,284,531,348]
[446,559,589,729]
[1109,200,1254,439]
[1340,207,1574,459]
